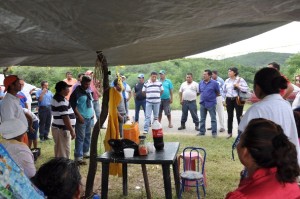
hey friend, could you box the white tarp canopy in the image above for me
[0,0,300,67]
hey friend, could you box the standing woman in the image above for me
[223,67,249,138]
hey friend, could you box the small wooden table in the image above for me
[97,142,180,199]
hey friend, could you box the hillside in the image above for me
[223,52,294,67]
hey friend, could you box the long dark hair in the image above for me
[254,67,287,95]
[241,118,299,183]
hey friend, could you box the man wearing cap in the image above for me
[36,80,53,141]
[142,72,164,134]
[0,75,29,129]
[158,70,174,128]
[133,74,146,122]
[51,81,76,158]
[0,119,36,178]
[70,75,93,164]
[63,72,77,101]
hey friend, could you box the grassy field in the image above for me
[34,132,243,199]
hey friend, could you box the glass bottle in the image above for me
[138,135,148,156]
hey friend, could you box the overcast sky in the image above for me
[187,21,300,60]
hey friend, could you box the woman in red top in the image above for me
[226,118,300,199]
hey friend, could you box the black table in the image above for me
[97,142,180,199]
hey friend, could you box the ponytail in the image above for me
[272,133,299,183]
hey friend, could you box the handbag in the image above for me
[235,78,250,106]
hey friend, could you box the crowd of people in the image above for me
[0,61,300,198]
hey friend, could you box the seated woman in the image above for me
[0,118,36,178]
[32,157,82,199]
[226,118,300,198]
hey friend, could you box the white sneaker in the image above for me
[143,131,148,134]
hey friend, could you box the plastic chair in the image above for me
[179,147,206,199]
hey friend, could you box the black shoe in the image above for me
[40,137,45,142]
[44,137,52,140]
[227,134,232,139]
[196,133,205,136]
[195,126,200,131]
[207,127,212,130]
[178,126,186,130]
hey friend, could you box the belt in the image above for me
[39,105,51,109]
[227,97,237,100]
[183,100,196,102]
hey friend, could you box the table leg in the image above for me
[141,164,152,199]
[173,158,180,198]
[122,163,128,196]
[162,164,172,199]
[101,162,110,199]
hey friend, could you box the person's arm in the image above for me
[24,112,34,133]
[170,89,173,104]
[127,85,132,101]
[282,82,294,99]
[73,107,84,124]
[37,88,47,102]
[179,92,183,105]
[62,115,76,139]
[160,83,164,96]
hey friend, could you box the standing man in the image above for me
[158,70,174,128]
[142,71,164,134]
[198,70,220,137]
[85,70,101,121]
[178,73,200,131]
[268,62,294,99]
[63,72,77,100]
[70,75,94,165]
[51,81,76,158]
[121,75,132,116]
[20,79,36,111]
[36,80,53,141]
[133,74,146,122]
[211,70,225,132]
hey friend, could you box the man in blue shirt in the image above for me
[198,69,220,138]
[158,70,174,128]
[70,75,94,165]
[36,80,53,141]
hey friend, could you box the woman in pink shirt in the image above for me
[226,118,300,199]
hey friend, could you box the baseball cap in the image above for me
[55,81,72,92]
[85,70,93,75]
[4,75,19,92]
[159,70,166,74]
[0,119,27,139]
[138,74,144,78]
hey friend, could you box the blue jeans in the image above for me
[144,102,160,132]
[181,100,199,126]
[93,100,101,120]
[74,118,93,159]
[38,106,52,139]
[135,99,146,122]
[199,105,217,135]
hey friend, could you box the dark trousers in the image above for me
[226,97,244,134]
[38,106,52,139]
[135,99,146,122]
[181,100,199,126]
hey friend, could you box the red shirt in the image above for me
[226,167,300,199]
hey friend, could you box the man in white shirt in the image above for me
[178,73,200,131]
[21,80,36,111]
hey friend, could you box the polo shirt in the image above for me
[134,82,146,100]
[160,79,173,100]
[51,94,76,130]
[238,94,300,165]
[36,89,53,106]
[142,80,163,103]
[0,93,28,128]
[199,79,220,108]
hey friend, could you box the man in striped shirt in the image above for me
[51,81,76,159]
[142,71,164,134]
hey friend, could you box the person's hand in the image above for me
[70,129,76,140]
[223,101,226,107]
[42,88,47,94]
[29,127,35,133]
[78,115,84,124]
[118,115,123,122]
[170,99,173,104]
[234,83,240,89]
[180,100,183,105]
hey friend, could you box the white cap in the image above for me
[0,119,27,139]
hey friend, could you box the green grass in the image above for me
[33,132,243,199]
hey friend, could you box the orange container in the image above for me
[123,122,140,144]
